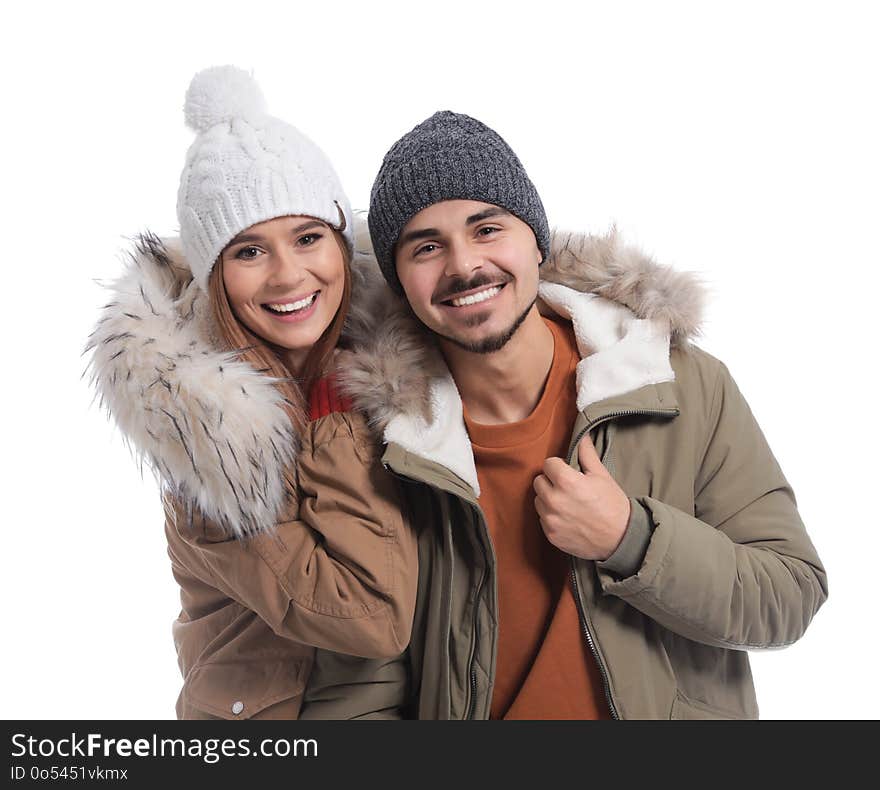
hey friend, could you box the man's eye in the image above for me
[298,233,322,246]
[236,246,261,260]
[415,243,437,256]
[478,226,500,237]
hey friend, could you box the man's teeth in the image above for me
[266,293,317,313]
[450,286,501,307]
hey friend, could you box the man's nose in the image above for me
[443,240,482,280]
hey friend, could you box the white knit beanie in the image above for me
[176,65,354,291]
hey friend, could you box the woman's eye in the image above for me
[298,233,322,246]
[235,246,261,260]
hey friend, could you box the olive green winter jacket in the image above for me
[338,227,829,720]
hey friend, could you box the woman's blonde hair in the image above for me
[207,229,353,438]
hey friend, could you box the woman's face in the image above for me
[220,215,346,373]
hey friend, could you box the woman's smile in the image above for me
[261,290,321,322]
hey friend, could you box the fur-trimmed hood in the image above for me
[337,225,707,496]
[85,231,302,538]
[86,215,706,531]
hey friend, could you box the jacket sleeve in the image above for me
[594,357,828,650]
[163,411,418,660]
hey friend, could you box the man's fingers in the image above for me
[534,494,549,520]
[542,455,573,484]
[577,435,606,474]
[533,473,552,498]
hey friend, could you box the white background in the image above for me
[2,0,877,719]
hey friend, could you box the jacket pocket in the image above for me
[669,689,751,721]
[180,658,309,720]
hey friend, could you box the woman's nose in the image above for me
[266,247,306,289]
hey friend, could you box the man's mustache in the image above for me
[432,273,512,304]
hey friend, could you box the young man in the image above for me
[343,110,827,719]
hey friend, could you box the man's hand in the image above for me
[533,436,631,561]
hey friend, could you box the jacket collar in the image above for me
[338,226,706,497]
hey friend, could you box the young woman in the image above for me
[86,66,417,719]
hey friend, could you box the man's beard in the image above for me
[435,296,536,354]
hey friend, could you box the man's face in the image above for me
[394,200,543,354]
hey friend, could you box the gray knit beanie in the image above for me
[368,111,550,294]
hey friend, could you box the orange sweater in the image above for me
[463,318,612,720]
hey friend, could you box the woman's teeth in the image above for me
[265,293,317,313]
[451,286,501,307]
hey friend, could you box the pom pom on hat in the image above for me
[183,65,267,132]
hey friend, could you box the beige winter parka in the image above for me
[86,230,418,720]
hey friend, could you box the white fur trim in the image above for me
[85,233,297,538]
[384,375,480,496]
[538,281,675,411]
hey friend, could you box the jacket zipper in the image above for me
[468,670,478,719]
[565,406,680,721]
[569,558,619,720]
[466,505,491,720]
[565,407,679,461]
